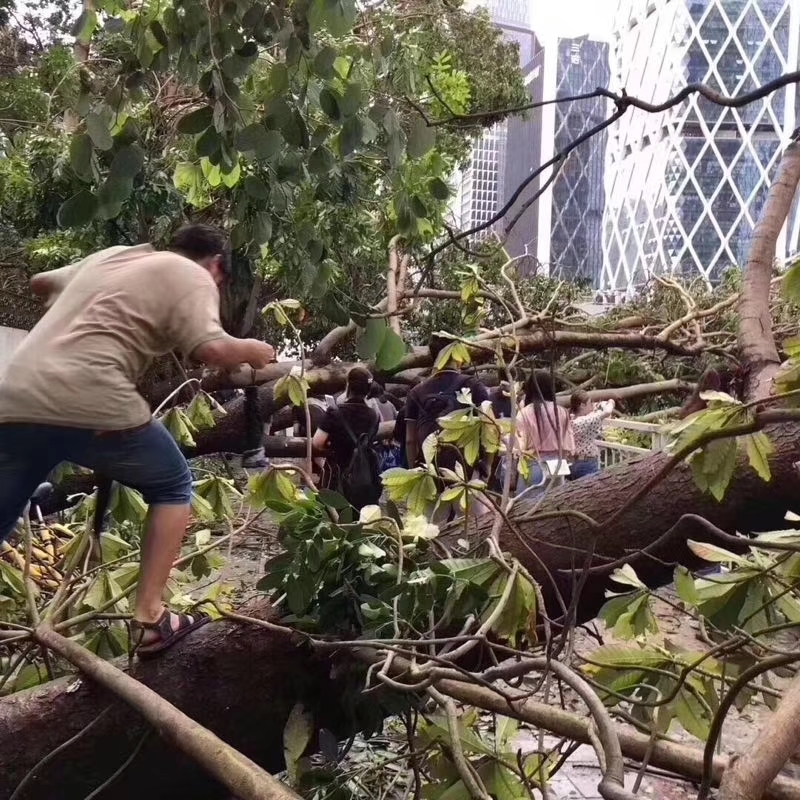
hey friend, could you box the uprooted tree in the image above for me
[6,1,800,800]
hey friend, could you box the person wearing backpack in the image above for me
[405,337,490,474]
[312,366,382,510]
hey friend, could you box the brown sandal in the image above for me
[130,608,210,659]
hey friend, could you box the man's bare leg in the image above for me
[134,503,196,643]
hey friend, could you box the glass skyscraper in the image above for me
[549,37,611,284]
[502,35,610,282]
[454,0,536,237]
[603,0,800,291]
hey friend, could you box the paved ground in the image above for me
[535,743,694,799]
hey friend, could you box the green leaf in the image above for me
[686,540,749,565]
[484,571,537,645]
[282,110,309,148]
[375,328,407,370]
[429,177,450,200]
[308,145,334,175]
[161,407,198,447]
[321,293,350,326]
[744,431,774,482]
[270,63,289,94]
[96,176,134,218]
[186,393,221,430]
[86,112,112,150]
[244,175,270,199]
[243,127,283,161]
[785,261,800,302]
[675,566,698,606]
[109,144,144,180]
[194,476,241,520]
[609,563,646,590]
[308,0,356,37]
[265,97,293,130]
[357,318,387,360]
[196,127,221,159]
[109,484,148,526]
[252,212,272,244]
[339,82,362,116]
[283,701,313,784]
[221,161,241,188]
[313,46,337,78]
[340,116,364,155]
[0,560,24,596]
[407,117,435,159]
[673,688,711,741]
[57,190,98,228]
[178,106,214,135]
[69,134,94,182]
[319,88,341,121]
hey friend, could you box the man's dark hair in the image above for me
[428,334,452,365]
[169,224,232,276]
[346,366,372,401]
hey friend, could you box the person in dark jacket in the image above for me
[312,367,380,504]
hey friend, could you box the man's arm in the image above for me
[30,262,85,308]
[192,336,276,370]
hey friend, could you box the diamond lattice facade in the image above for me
[603,0,800,291]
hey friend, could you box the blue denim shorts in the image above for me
[0,420,192,541]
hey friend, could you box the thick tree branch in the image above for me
[33,625,301,800]
[738,135,800,400]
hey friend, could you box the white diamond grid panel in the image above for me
[602,0,800,292]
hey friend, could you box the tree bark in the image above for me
[718,671,800,800]
[468,421,800,622]
[0,603,348,800]
[738,136,800,401]
[6,592,800,800]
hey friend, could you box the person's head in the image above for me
[429,334,456,371]
[570,390,594,417]
[169,224,232,287]
[346,366,372,401]
[368,379,385,401]
[524,370,556,405]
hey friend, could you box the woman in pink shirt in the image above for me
[514,370,575,495]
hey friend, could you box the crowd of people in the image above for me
[302,355,617,511]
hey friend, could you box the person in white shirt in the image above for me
[569,391,615,479]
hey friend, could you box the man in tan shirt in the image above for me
[0,224,275,656]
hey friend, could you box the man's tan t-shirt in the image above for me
[0,245,226,430]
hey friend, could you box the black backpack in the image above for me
[420,374,473,424]
[329,403,382,510]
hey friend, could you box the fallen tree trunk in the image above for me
[6,595,800,800]
[6,424,800,799]
[0,604,347,800]
[475,421,800,622]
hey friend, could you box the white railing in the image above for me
[596,419,667,470]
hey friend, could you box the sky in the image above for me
[531,0,617,41]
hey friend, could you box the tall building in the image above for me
[453,0,537,237]
[502,35,611,283]
[548,37,611,284]
[501,45,546,264]
[602,0,800,292]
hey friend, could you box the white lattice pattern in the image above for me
[602,0,800,291]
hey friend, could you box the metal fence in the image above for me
[596,419,667,470]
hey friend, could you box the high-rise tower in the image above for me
[453,1,537,237]
[602,0,800,291]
